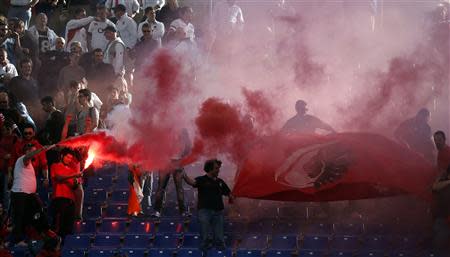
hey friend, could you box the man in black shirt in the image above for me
[183,159,234,253]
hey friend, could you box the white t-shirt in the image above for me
[141,0,165,9]
[65,16,95,53]
[169,18,195,42]
[105,0,140,17]
[104,38,126,75]
[88,19,116,51]
[11,156,37,194]
[212,1,244,33]
[0,63,18,87]
[137,20,165,44]
[116,14,138,48]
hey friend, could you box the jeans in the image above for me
[198,209,225,252]
[51,198,75,238]
[7,6,32,29]
[154,169,185,214]
[0,172,10,212]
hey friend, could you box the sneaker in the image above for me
[181,211,191,217]
[151,211,161,218]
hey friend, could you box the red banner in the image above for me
[232,133,436,201]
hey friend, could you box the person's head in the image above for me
[0,47,8,66]
[141,23,152,39]
[70,41,82,55]
[108,85,120,100]
[295,100,307,115]
[7,17,18,32]
[19,58,33,77]
[69,51,80,65]
[14,20,25,34]
[96,4,107,19]
[145,6,156,21]
[23,123,35,140]
[41,96,55,113]
[0,21,7,38]
[60,148,75,166]
[203,159,222,178]
[1,120,14,136]
[104,25,117,41]
[179,6,194,23]
[113,4,127,19]
[93,48,104,63]
[74,8,87,19]
[0,92,8,109]
[55,37,65,50]
[69,80,82,94]
[434,131,446,150]
[36,13,48,28]
[78,88,92,106]
[416,108,430,123]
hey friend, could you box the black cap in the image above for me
[113,4,126,12]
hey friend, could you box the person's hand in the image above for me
[3,154,11,160]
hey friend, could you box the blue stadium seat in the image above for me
[104,204,128,219]
[247,220,274,234]
[61,249,85,257]
[153,233,181,248]
[84,189,107,204]
[418,252,448,257]
[389,251,416,257]
[186,219,200,232]
[87,249,115,257]
[73,219,97,234]
[207,249,233,257]
[86,176,113,189]
[83,204,102,220]
[162,206,183,217]
[305,223,333,236]
[92,234,121,248]
[272,220,303,234]
[120,248,146,257]
[64,235,91,249]
[270,235,298,250]
[298,250,325,257]
[354,251,385,257]
[265,250,293,257]
[147,249,175,257]
[360,236,391,251]
[114,177,130,190]
[98,220,126,234]
[301,235,329,250]
[328,251,354,257]
[128,220,153,234]
[236,250,263,257]
[329,236,360,251]
[157,219,184,233]
[238,235,268,250]
[391,236,420,251]
[333,223,364,235]
[123,234,151,248]
[9,246,28,257]
[110,190,129,204]
[177,249,203,257]
[364,223,391,235]
[278,205,308,219]
[224,221,247,234]
[181,234,201,248]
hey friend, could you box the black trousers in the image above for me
[51,198,75,238]
[154,169,186,214]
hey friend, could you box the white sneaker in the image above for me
[152,211,161,218]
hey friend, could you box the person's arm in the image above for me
[432,173,450,192]
[60,114,72,141]
[153,22,165,40]
[66,17,95,31]
[52,169,82,182]
[29,0,39,8]
[113,43,125,74]
[182,171,196,187]
[23,144,55,164]
[129,19,138,48]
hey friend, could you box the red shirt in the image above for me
[0,135,18,173]
[51,163,77,201]
[437,145,450,171]
[11,139,48,173]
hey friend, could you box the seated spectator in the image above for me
[0,47,18,89]
[50,148,82,238]
[28,13,58,56]
[64,8,95,53]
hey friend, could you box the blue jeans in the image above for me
[7,6,32,29]
[198,209,225,252]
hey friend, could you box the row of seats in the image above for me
[63,233,429,251]
[60,248,446,257]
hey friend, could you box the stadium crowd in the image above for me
[0,0,448,256]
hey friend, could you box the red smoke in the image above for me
[242,88,277,133]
